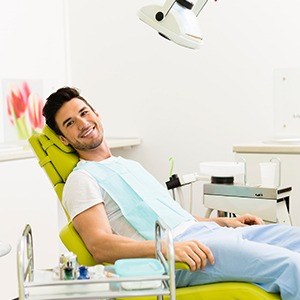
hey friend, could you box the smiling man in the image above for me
[42,87,300,300]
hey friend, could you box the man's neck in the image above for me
[78,139,112,162]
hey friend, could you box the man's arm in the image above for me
[73,203,214,271]
[72,203,155,263]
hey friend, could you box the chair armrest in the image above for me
[175,262,190,270]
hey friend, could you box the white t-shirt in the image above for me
[63,156,145,241]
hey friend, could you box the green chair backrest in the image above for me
[29,125,79,221]
[29,125,97,265]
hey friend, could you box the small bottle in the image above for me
[64,261,74,280]
[78,266,90,280]
[59,254,67,280]
[67,252,78,279]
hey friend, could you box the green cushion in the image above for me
[119,283,280,300]
[175,282,280,300]
[118,283,280,300]
[43,125,74,153]
[29,125,79,221]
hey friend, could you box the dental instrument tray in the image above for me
[115,258,165,290]
[17,223,176,300]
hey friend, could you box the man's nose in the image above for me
[77,117,88,130]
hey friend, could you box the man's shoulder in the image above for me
[67,164,95,184]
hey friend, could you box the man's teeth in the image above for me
[82,128,93,137]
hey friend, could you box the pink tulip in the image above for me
[6,84,28,120]
[6,96,14,125]
[28,93,45,130]
[21,81,31,102]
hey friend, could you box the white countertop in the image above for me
[0,137,141,162]
[233,142,300,154]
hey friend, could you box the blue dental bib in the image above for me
[75,157,194,240]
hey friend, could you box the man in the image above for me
[43,87,300,300]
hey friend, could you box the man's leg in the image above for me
[174,224,300,300]
[236,223,300,252]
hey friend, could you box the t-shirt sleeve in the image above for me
[63,169,104,220]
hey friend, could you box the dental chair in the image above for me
[28,125,280,300]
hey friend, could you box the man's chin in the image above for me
[73,138,103,151]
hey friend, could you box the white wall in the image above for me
[0,159,60,299]
[0,0,68,142]
[0,1,67,298]
[66,0,300,215]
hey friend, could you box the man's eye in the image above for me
[81,110,89,116]
[66,120,74,127]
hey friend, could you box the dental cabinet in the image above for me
[0,137,141,300]
[233,142,300,227]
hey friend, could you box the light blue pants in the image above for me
[174,222,300,300]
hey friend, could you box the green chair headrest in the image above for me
[43,125,75,153]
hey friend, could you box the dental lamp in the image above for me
[138,0,209,49]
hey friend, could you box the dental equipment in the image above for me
[200,161,292,225]
[203,184,292,225]
[138,0,211,49]
[167,160,292,225]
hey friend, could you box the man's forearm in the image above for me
[88,233,158,264]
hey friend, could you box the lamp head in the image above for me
[138,0,206,49]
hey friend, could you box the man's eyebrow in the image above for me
[62,117,72,127]
[62,106,88,127]
[79,106,88,113]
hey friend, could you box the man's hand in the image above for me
[173,240,215,271]
[221,213,264,228]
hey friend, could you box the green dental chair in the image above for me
[29,125,280,300]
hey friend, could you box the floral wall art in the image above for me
[3,80,44,142]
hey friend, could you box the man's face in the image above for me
[55,97,104,151]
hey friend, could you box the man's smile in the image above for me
[79,125,96,138]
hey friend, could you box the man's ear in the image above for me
[59,135,69,146]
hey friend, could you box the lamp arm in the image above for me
[155,0,209,21]
[192,0,209,16]
[155,0,176,21]
[158,0,209,20]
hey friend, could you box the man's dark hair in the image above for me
[42,87,95,135]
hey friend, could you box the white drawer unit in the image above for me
[203,183,292,225]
